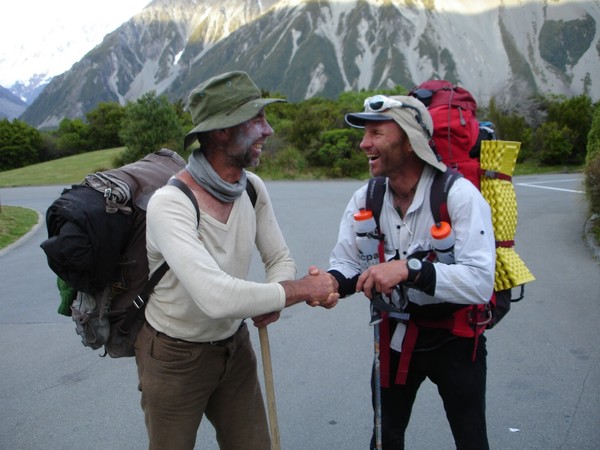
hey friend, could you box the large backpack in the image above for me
[365,82,535,385]
[41,149,187,357]
[41,149,258,358]
[409,80,482,188]
[407,80,534,306]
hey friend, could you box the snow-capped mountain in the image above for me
[0,86,27,120]
[0,0,151,118]
[8,0,600,128]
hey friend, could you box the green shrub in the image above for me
[0,119,42,170]
[586,103,600,165]
[117,91,184,165]
[584,152,600,215]
[307,128,364,174]
[252,145,308,179]
[535,122,573,165]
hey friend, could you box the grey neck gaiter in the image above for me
[185,150,247,203]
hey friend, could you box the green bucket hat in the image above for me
[183,71,286,149]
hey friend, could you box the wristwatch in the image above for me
[406,258,422,283]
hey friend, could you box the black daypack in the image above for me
[41,148,258,358]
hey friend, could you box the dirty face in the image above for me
[226,109,274,168]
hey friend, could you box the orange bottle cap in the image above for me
[354,210,374,221]
[431,221,452,239]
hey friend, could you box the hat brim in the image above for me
[184,98,286,149]
[345,110,446,172]
[345,112,394,128]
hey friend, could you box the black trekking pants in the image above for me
[370,335,488,450]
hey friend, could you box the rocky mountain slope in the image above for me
[14,0,600,128]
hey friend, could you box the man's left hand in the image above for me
[252,311,281,328]
[356,260,407,299]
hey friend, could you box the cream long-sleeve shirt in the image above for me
[144,171,295,342]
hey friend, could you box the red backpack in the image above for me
[365,81,520,385]
[409,80,482,188]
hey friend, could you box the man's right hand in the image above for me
[280,266,339,309]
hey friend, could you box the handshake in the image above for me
[280,265,339,310]
[254,267,339,328]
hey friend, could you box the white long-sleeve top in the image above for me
[329,166,496,349]
[145,171,295,342]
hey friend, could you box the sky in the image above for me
[0,0,150,87]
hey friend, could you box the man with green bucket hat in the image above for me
[135,71,339,450]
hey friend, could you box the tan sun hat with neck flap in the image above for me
[345,94,446,172]
[184,71,286,149]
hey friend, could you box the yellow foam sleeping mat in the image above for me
[480,140,535,291]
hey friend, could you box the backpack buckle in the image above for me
[467,305,492,327]
[133,295,145,309]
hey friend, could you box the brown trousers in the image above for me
[135,322,271,450]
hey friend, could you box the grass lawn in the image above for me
[0,148,124,250]
[0,147,123,187]
[0,206,40,248]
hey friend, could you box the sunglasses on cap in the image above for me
[364,95,431,139]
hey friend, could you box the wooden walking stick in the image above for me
[259,326,281,450]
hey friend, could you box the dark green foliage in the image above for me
[545,94,593,164]
[37,132,59,162]
[486,94,594,165]
[585,105,600,217]
[534,122,574,165]
[117,91,185,165]
[0,119,42,170]
[584,153,600,215]
[484,98,532,161]
[251,143,309,179]
[2,85,597,176]
[86,102,126,150]
[586,103,600,165]
[56,118,92,155]
[308,128,366,177]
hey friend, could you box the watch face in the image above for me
[408,258,422,271]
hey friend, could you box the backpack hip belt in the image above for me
[378,301,492,386]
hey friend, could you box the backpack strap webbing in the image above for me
[245,177,258,207]
[168,177,201,222]
[366,177,387,231]
[430,168,462,225]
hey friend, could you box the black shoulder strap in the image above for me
[366,176,387,231]
[430,168,462,224]
[245,178,257,208]
[168,177,200,223]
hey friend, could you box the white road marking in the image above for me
[516,178,584,194]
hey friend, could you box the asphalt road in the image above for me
[1,174,598,450]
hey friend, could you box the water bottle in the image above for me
[353,209,381,324]
[430,221,455,264]
[354,210,380,270]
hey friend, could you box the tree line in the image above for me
[1,86,598,178]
